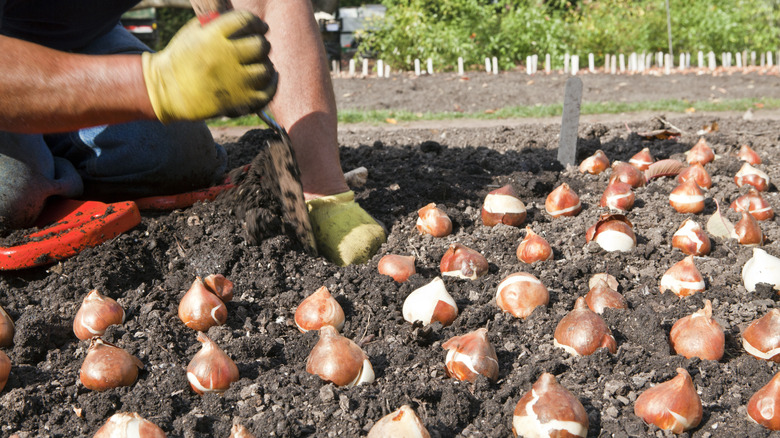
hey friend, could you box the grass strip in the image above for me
[207,97,780,127]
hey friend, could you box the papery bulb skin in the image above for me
[742,309,780,362]
[545,183,581,218]
[584,280,627,314]
[634,368,703,434]
[629,147,654,170]
[294,286,346,333]
[440,243,489,280]
[0,305,14,347]
[579,149,610,175]
[730,188,774,221]
[416,203,452,237]
[230,424,257,438]
[672,218,711,256]
[742,248,780,293]
[178,277,227,332]
[403,277,458,326]
[670,300,725,360]
[516,227,553,264]
[585,214,636,252]
[747,372,780,430]
[79,338,143,391]
[738,144,762,165]
[442,328,499,382]
[588,273,619,291]
[0,350,9,393]
[685,137,715,165]
[734,211,763,246]
[368,405,431,438]
[186,332,239,394]
[609,161,646,188]
[644,159,686,181]
[659,255,706,297]
[93,412,166,438]
[676,163,712,189]
[496,272,549,319]
[306,325,374,387]
[73,289,125,341]
[554,297,617,356]
[482,185,527,227]
[378,254,416,283]
[600,182,635,211]
[734,163,770,192]
[512,373,589,438]
[669,179,706,213]
[203,273,233,302]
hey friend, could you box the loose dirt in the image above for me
[1,71,779,437]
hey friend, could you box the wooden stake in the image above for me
[457,57,464,76]
[414,59,420,76]
[558,77,583,167]
[377,59,384,77]
[619,53,625,73]
[545,54,551,74]
[485,57,492,73]
[362,58,368,76]
[492,57,498,75]
[426,58,433,75]
[348,59,355,76]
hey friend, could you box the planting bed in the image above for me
[1,73,780,437]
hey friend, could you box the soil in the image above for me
[2,70,780,437]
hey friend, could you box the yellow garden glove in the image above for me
[141,11,277,123]
[307,191,387,266]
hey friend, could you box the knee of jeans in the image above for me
[150,122,227,190]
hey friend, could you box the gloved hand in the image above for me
[307,191,387,266]
[141,10,277,123]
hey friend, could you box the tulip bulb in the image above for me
[554,297,617,356]
[495,272,549,319]
[672,218,711,256]
[440,243,489,280]
[629,147,654,170]
[378,254,416,283]
[742,248,780,293]
[93,412,166,438]
[368,405,431,438]
[203,273,234,302]
[481,185,527,227]
[294,286,346,333]
[402,277,458,326]
[0,350,9,393]
[738,144,762,165]
[669,179,706,213]
[187,332,239,394]
[306,325,374,387]
[742,309,780,362]
[734,211,763,245]
[416,203,452,237]
[579,149,610,174]
[73,289,125,341]
[634,368,703,434]
[659,255,706,297]
[80,338,143,391]
[747,372,780,430]
[588,273,619,291]
[442,328,499,382]
[178,277,227,331]
[584,280,627,314]
[734,163,770,192]
[599,182,635,211]
[0,305,14,347]
[512,373,589,438]
[516,227,552,264]
[545,183,581,217]
[676,163,712,189]
[609,161,646,188]
[670,300,724,360]
[730,188,774,221]
[585,214,636,252]
[685,137,715,165]
[230,424,257,438]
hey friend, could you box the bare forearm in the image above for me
[0,36,156,134]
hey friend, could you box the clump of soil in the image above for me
[1,95,779,435]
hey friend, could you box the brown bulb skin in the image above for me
[634,368,703,434]
[0,305,14,347]
[73,289,125,341]
[554,297,617,356]
[516,227,552,264]
[93,412,166,438]
[0,350,9,393]
[734,211,763,245]
[496,272,549,319]
[481,185,527,227]
[203,273,233,302]
[545,183,581,217]
[79,338,143,391]
[742,309,780,362]
[629,147,654,170]
[178,277,227,332]
[659,255,706,298]
[738,144,762,165]
[416,203,452,237]
[600,182,635,211]
[187,332,239,395]
[669,300,724,360]
[512,373,589,438]
[585,214,637,252]
[442,328,499,382]
[294,286,345,333]
[579,149,610,174]
[306,325,373,387]
[677,163,712,189]
[748,372,780,430]
[378,254,416,283]
[584,280,627,314]
[669,179,705,213]
[686,137,715,165]
[609,161,646,188]
[440,243,489,280]
[671,218,711,256]
[730,188,774,221]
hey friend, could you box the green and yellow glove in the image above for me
[141,10,277,123]
[307,191,387,266]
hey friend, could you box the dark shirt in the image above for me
[0,0,141,51]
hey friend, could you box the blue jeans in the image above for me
[0,24,227,228]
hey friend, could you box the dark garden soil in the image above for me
[2,70,780,437]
